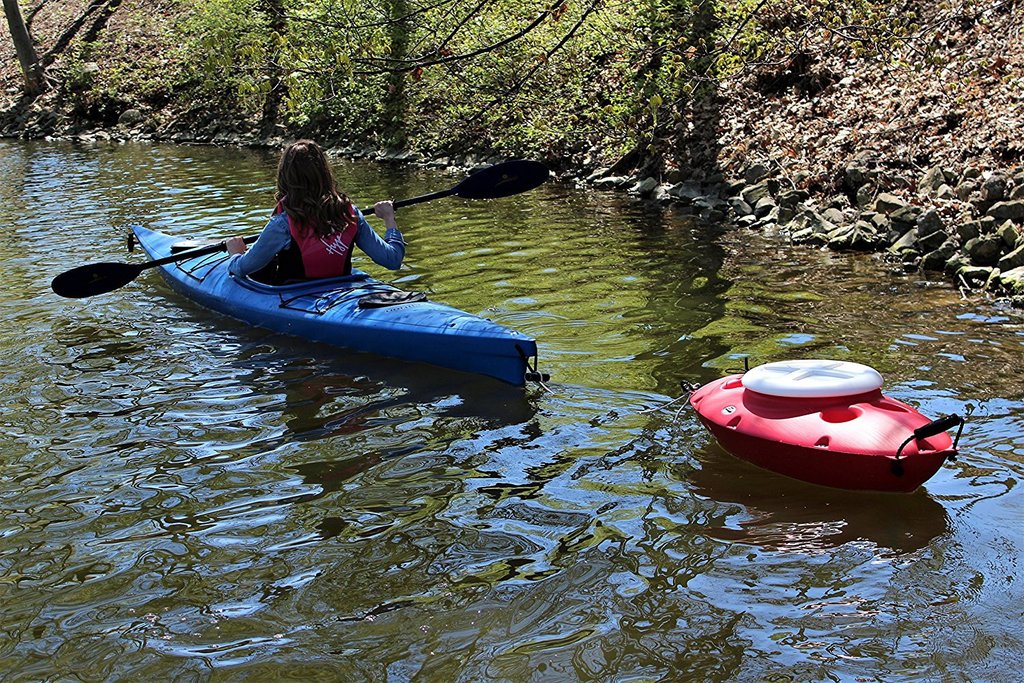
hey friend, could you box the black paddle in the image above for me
[51,159,549,299]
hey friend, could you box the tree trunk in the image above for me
[3,0,44,94]
[382,0,409,147]
[258,0,287,137]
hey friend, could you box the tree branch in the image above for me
[350,0,566,74]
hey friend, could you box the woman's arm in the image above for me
[227,213,292,277]
[354,202,406,270]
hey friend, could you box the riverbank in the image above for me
[586,1,1024,305]
[3,0,1022,304]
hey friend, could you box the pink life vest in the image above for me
[277,200,359,278]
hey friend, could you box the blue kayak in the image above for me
[131,225,541,386]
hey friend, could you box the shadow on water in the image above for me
[253,349,539,480]
[6,139,1024,682]
[46,279,541,544]
[689,441,950,554]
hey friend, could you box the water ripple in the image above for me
[0,140,1021,681]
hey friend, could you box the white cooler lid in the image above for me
[742,359,883,398]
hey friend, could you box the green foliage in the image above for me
[174,0,273,114]
[49,0,950,167]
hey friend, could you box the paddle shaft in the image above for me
[52,159,548,298]
[186,191,449,261]
[148,234,259,269]
[360,189,451,216]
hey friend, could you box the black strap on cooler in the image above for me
[891,414,965,477]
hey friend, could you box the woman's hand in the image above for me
[374,201,398,229]
[225,236,247,255]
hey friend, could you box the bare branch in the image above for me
[349,0,567,74]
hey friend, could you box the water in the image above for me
[0,139,1021,681]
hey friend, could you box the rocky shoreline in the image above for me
[591,159,1024,307]
[5,102,1023,307]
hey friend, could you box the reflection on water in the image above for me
[690,443,950,554]
[0,139,1022,681]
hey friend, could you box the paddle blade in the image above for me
[51,262,144,298]
[453,159,550,200]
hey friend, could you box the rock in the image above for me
[918,228,948,252]
[787,209,835,245]
[741,181,773,206]
[1010,184,1024,200]
[815,209,842,228]
[889,228,919,253]
[725,179,746,195]
[827,226,854,249]
[754,196,776,218]
[829,221,885,251]
[790,226,818,243]
[696,196,726,222]
[630,177,659,196]
[965,236,1004,266]
[855,184,875,209]
[593,176,628,189]
[955,180,979,201]
[705,208,727,223]
[935,184,956,200]
[890,204,922,227]
[981,173,1008,204]
[664,169,686,184]
[811,211,839,235]
[956,221,982,245]
[820,209,844,227]
[978,216,998,233]
[987,200,1024,221]
[998,244,1024,271]
[913,208,942,253]
[944,252,970,275]
[998,221,1020,250]
[873,192,908,214]
[866,212,890,231]
[845,164,872,191]
[958,266,997,288]
[922,244,956,271]
[916,210,946,251]
[777,189,810,208]
[668,181,705,202]
[918,166,946,195]
[917,207,943,233]
[728,197,754,217]
[1000,266,1024,294]
[743,163,770,183]
[753,196,776,218]
[777,205,796,224]
[118,109,144,126]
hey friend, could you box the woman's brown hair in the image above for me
[275,140,355,237]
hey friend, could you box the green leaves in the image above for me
[114,0,934,171]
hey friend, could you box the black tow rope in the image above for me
[891,414,965,477]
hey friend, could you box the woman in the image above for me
[225,140,405,283]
